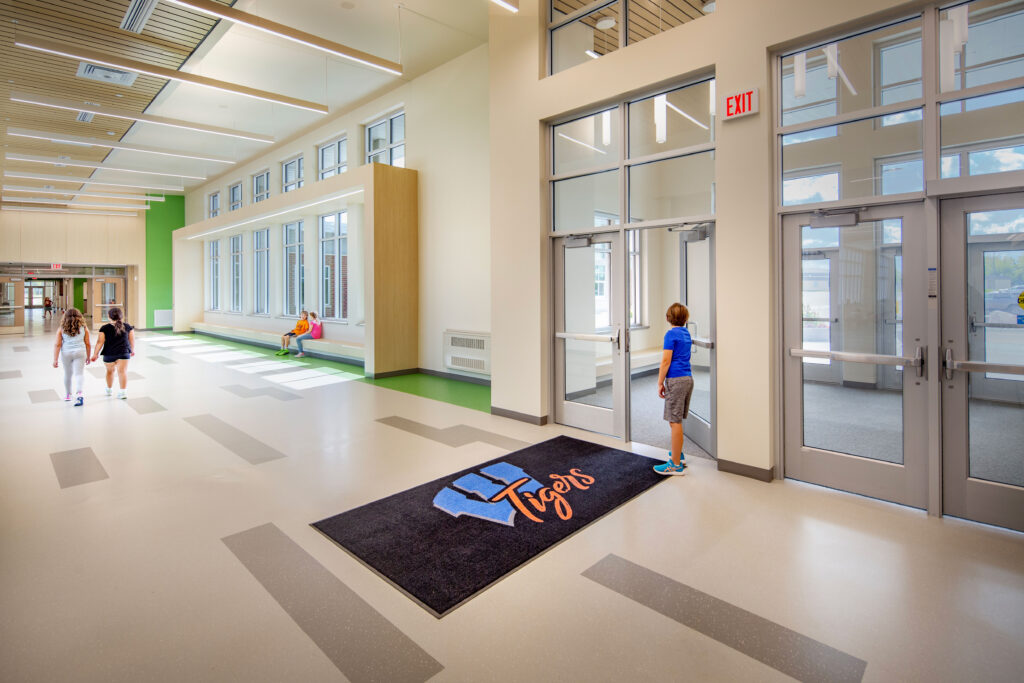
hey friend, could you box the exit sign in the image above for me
[723,88,759,120]
[51,263,63,270]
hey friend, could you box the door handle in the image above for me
[944,347,1024,380]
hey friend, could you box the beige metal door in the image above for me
[93,278,126,325]
[0,277,25,334]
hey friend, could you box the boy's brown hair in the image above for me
[666,302,689,326]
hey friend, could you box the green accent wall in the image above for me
[145,195,185,328]
[73,278,86,312]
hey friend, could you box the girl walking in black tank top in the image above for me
[90,307,135,399]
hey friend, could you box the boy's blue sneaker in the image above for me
[654,461,687,476]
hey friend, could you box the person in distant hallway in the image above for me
[277,310,310,356]
[90,307,135,400]
[43,296,53,320]
[654,303,694,476]
[293,311,322,358]
[53,307,90,407]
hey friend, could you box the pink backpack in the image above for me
[311,321,323,339]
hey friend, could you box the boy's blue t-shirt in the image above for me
[663,326,693,378]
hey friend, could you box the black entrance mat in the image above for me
[311,436,667,617]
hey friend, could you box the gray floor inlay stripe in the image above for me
[126,397,166,414]
[184,414,287,464]
[13,345,29,352]
[221,384,302,401]
[50,448,109,489]
[377,416,531,450]
[582,554,866,683]
[146,355,177,365]
[87,367,144,380]
[0,370,22,379]
[223,523,443,683]
[29,389,60,403]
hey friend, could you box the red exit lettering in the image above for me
[724,89,759,120]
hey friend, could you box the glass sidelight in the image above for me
[783,205,928,508]
[941,194,1024,532]
[554,234,626,437]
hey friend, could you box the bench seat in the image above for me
[191,321,364,365]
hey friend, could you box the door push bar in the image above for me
[790,347,925,377]
[943,348,1024,380]
[556,329,620,350]
[969,314,1023,333]
[692,337,715,349]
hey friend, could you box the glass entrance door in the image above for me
[940,193,1024,532]
[783,204,928,507]
[554,234,626,437]
[92,278,125,324]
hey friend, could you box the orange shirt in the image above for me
[292,319,310,335]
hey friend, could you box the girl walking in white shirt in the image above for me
[52,307,91,407]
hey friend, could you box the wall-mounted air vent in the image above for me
[444,330,491,376]
[75,111,94,123]
[76,63,138,87]
[119,0,161,33]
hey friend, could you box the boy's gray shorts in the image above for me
[663,376,694,423]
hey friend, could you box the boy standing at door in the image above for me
[655,303,694,476]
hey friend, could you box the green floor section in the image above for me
[148,331,491,413]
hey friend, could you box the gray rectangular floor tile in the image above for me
[13,345,29,352]
[50,448,109,489]
[29,389,60,403]
[146,355,177,365]
[224,523,443,683]
[0,370,22,379]
[583,554,866,683]
[184,414,286,464]
[126,397,166,414]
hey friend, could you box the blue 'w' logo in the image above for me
[432,462,541,527]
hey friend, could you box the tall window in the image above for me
[283,221,304,316]
[253,171,270,203]
[282,156,304,192]
[208,192,220,218]
[208,240,221,310]
[229,234,243,312]
[253,228,269,315]
[366,111,405,167]
[229,182,243,211]
[319,137,348,179]
[319,212,348,320]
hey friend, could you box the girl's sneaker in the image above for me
[105,387,112,396]
[295,352,306,358]
[64,393,72,401]
[117,391,127,400]
[74,396,84,407]
[654,461,687,476]
[275,349,288,356]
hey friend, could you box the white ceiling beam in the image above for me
[3,185,164,201]
[3,171,183,192]
[5,153,206,180]
[6,127,235,164]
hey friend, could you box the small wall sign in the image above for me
[723,88,759,120]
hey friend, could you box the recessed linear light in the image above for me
[557,132,606,155]
[490,0,520,12]
[6,128,235,164]
[188,189,364,239]
[665,100,710,131]
[1,206,138,217]
[2,196,150,210]
[3,171,183,192]
[164,0,403,77]
[15,38,329,114]
[585,50,600,59]
[3,185,165,201]
[11,93,274,144]
[5,153,206,180]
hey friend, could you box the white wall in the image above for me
[0,210,148,326]
[184,44,491,375]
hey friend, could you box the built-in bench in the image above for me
[191,321,364,366]
[595,347,664,380]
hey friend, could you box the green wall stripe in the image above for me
[145,195,185,328]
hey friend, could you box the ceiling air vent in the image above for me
[76,62,138,87]
[76,111,94,123]
[119,0,161,33]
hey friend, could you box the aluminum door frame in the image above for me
[553,233,627,438]
[783,204,929,508]
[677,225,717,456]
[940,192,1024,532]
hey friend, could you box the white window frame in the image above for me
[208,191,220,218]
[229,182,243,211]
[253,228,270,315]
[283,220,304,317]
[229,234,243,313]
[253,170,270,203]
[319,137,348,179]
[365,111,405,167]
[319,211,349,320]
[282,156,304,193]
[208,240,221,311]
